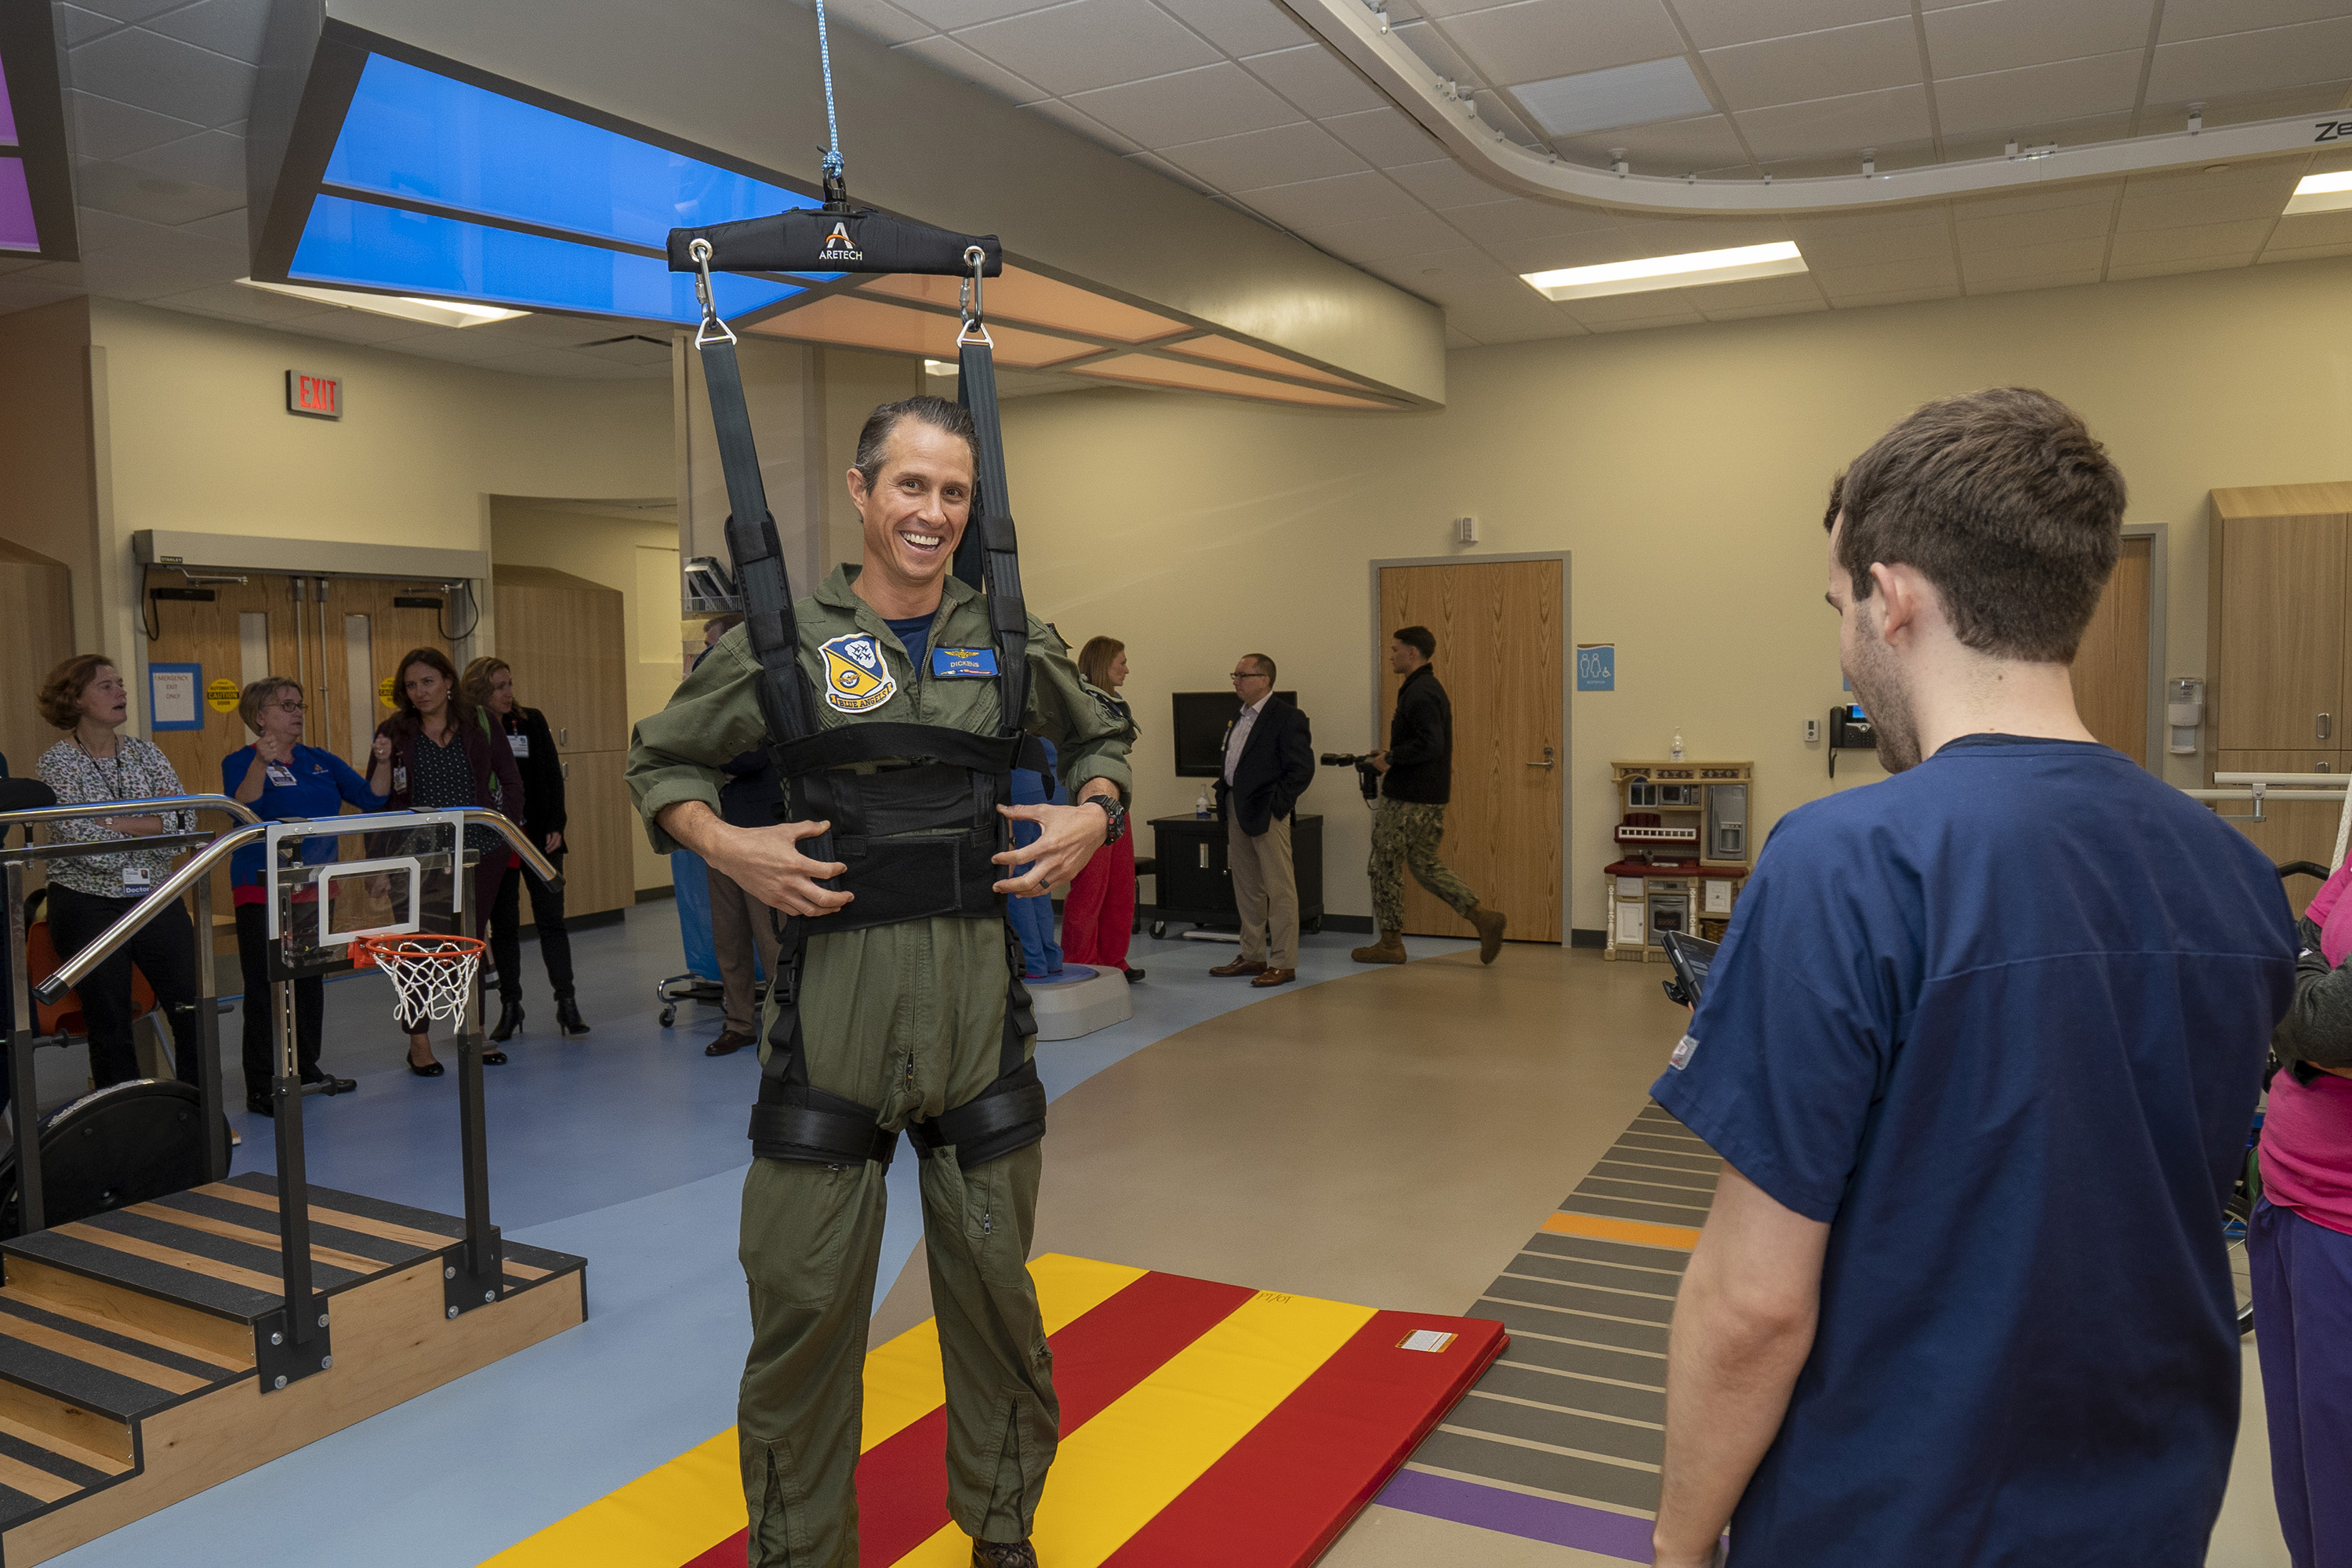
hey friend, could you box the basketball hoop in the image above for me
[351,934,487,1029]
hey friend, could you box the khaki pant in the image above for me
[739,916,1054,1567]
[709,860,785,1036]
[1227,811,1299,968]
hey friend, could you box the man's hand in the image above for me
[657,801,850,918]
[544,831,564,855]
[1366,749,1392,775]
[992,789,1112,896]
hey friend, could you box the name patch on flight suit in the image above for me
[931,646,998,678]
[819,633,898,713]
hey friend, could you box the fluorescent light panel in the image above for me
[924,358,959,376]
[1512,57,1715,140]
[1523,241,1805,301]
[241,278,531,326]
[2285,171,2352,216]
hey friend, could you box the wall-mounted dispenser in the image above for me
[2168,677,2204,756]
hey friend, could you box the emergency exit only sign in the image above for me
[285,369,342,419]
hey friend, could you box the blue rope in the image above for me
[814,0,844,184]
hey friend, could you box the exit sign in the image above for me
[286,370,342,419]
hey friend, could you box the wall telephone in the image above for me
[1828,702,1875,778]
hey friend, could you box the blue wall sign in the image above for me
[149,662,204,731]
[1575,644,1616,692]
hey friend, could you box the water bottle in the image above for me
[1671,730,1685,762]
[1195,784,1212,818]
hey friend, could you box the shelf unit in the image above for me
[1602,760,1754,964]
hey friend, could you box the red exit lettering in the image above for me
[286,369,343,419]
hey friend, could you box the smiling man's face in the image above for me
[848,418,974,604]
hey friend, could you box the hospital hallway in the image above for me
[21,907,2292,1568]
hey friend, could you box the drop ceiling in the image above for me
[4,0,2350,376]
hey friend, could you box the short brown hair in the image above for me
[1243,652,1277,684]
[1392,626,1435,659]
[1077,636,1125,689]
[38,655,114,730]
[237,677,303,735]
[460,655,509,712]
[1831,387,2125,662]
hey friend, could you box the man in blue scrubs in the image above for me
[1649,388,2299,1568]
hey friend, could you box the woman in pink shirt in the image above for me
[2255,859,2352,1568]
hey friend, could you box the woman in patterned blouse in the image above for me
[33,655,205,1090]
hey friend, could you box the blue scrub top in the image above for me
[221,744,386,890]
[1652,735,2297,1567]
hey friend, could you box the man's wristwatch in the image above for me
[1086,793,1128,845]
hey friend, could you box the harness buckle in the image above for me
[689,238,738,348]
[958,245,993,349]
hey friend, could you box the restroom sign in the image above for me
[286,369,342,419]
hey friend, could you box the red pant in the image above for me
[1061,829,1134,971]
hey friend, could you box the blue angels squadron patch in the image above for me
[818,632,898,713]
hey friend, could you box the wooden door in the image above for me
[492,567,628,752]
[2214,747,2345,916]
[2213,515,2344,750]
[321,579,454,758]
[1377,561,1563,942]
[2071,535,2151,766]
[0,539,74,787]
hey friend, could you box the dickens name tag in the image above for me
[931,646,998,678]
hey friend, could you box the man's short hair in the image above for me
[1244,652,1276,684]
[1831,387,2125,663]
[1393,626,1436,659]
[855,395,978,488]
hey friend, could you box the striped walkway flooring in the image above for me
[1376,1103,1720,1561]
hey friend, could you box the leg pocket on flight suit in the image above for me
[742,1432,815,1566]
[742,1158,866,1311]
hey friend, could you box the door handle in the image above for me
[2322,713,2334,742]
[1526,746,1556,769]
[559,727,568,746]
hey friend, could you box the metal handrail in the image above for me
[0,792,262,833]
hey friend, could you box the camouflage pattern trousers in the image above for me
[1368,798,1480,935]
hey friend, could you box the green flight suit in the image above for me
[627,564,1134,1567]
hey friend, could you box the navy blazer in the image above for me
[1214,695,1313,837]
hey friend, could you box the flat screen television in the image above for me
[1171,690,1298,777]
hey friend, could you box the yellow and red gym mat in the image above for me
[486,1254,1504,1568]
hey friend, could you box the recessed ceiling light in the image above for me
[239,278,530,327]
[1521,241,1806,301]
[2285,171,2352,216]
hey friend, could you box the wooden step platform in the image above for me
[0,1173,585,1566]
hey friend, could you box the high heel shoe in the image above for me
[490,1000,524,1042]
[555,998,590,1036]
[408,1039,444,1078]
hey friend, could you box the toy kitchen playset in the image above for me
[1602,757,1753,962]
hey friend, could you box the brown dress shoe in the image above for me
[704,1029,755,1057]
[972,1541,1039,1568]
[1250,967,1298,988]
[1209,957,1268,978]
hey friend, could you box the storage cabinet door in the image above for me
[2216,517,2345,750]
[551,751,634,919]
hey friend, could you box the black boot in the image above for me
[555,997,590,1036]
[490,999,524,1042]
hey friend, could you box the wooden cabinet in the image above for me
[492,568,630,920]
[0,538,74,786]
[2209,485,2352,752]
[554,752,635,920]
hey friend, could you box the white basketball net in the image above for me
[360,937,483,1029]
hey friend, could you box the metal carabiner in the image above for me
[689,238,737,347]
[956,244,991,348]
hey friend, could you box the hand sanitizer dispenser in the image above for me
[2168,677,2204,756]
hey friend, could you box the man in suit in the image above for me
[1210,652,1314,987]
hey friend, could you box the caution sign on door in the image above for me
[205,678,239,713]
[378,676,397,708]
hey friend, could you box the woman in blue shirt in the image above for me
[224,677,384,1116]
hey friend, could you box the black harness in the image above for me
[673,211,1049,1172]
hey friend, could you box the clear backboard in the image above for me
[264,810,470,982]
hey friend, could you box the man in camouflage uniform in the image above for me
[1355,626,1507,965]
[627,397,1133,1568]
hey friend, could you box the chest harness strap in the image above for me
[678,216,1047,1174]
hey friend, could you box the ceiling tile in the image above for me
[1701,18,1923,112]
[1950,179,2122,220]
[1434,0,1688,88]
[1666,0,1907,52]
[1829,283,1962,307]
[1955,197,2114,249]
[1734,83,1932,162]
[2269,209,2352,248]
[1961,237,2108,278]
[818,0,939,46]
[1290,208,1475,259]
[1022,96,1146,153]
[1507,56,1715,136]
[1365,243,1508,289]
[2159,0,2349,45]
[952,0,1220,96]
[1937,109,2136,162]
[143,0,275,64]
[1762,133,1939,177]
[148,280,339,325]
[1922,0,2154,78]
[1065,61,1301,144]
[180,208,249,245]
[2257,241,2352,264]
[1240,169,1428,229]
[1563,289,1705,323]
[1242,42,1388,117]
[69,27,256,127]
[76,0,192,21]
[1382,156,1519,208]
[274,310,444,346]
[1159,122,1369,190]
[1966,267,2102,292]
[76,158,243,224]
[2116,166,2303,230]
[1932,51,2143,137]
[1700,296,1831,320]
[116,129,246,190]
[1322,106,1450,166]
[1124,147,1218,194]
[1813,254,1962,293]
[2145,16,2352,101]
[1441,294,1588,340]
[2106,217,2274,263]
[1549,113,1751,172]
[1682,270,1825,307]
[1481,214,1791,272]
[67,89,203,160]
[1784,206,1955,267]
[891,0,1064,30]
[1446,195,1627,246]
[1445,325,1485,347]
[59,4,125,45]
[895,34,1047,102]
[2107,255,2251,279]
[1155,0,1315,55]
[2144,80,2352,132]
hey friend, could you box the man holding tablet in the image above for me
[1649,389,2297,1567]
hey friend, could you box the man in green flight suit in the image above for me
[626,395,1134,1568]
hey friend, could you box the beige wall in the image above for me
[0,299,103,648]
[1002,255,2352,932]
[491,500,682,893]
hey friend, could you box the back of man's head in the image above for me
[1395,626,1436,660]
[1832,387,2125,663]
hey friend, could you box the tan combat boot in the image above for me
[1470,906,1508,964]
[1351,929,1407,964]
